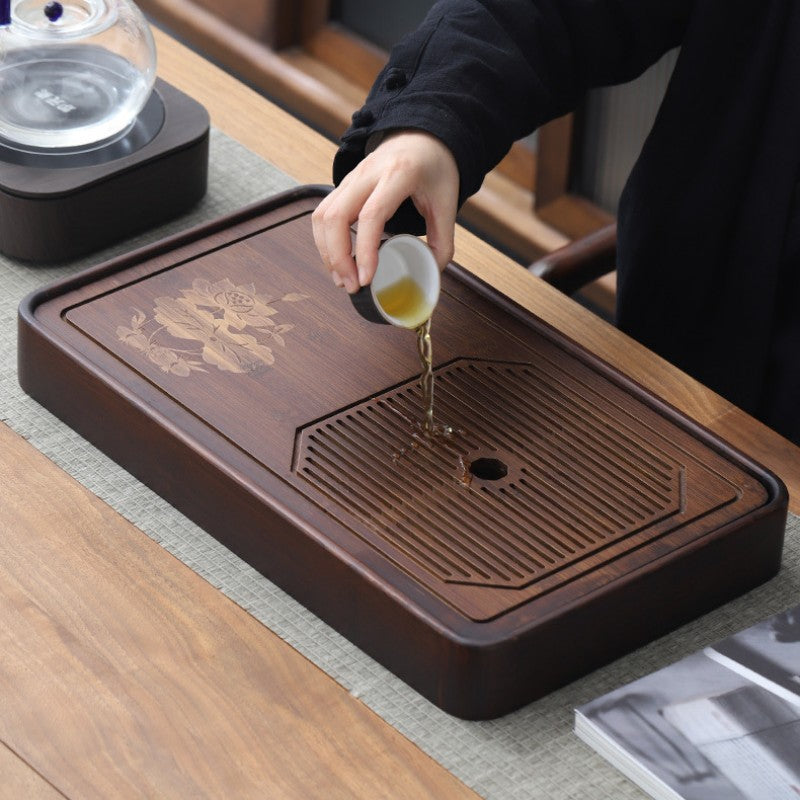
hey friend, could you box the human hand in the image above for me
[312,130,459,293]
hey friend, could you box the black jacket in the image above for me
[333,0,800,445]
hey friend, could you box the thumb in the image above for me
[415,188,457,271]
[423,209,456,272]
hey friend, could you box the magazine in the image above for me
[575,603,800,800]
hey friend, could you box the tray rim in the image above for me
[17,185,789,646]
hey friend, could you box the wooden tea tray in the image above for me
[19,186,787,719]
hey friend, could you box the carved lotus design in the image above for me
[116,277,309,376]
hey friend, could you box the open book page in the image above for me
[663,685,800,800]
[576,602,800,800]
[705,605,800,709]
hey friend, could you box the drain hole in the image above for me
[469,457,508,481]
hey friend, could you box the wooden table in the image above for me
[1,28,798,800]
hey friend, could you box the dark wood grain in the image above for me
[18,186,788,719]
[529,223,617,294]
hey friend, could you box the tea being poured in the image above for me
[395,311,459,465]
[348,234,455,451]
[374,275,439,431]
[415,316,436,435]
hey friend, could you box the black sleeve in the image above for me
[333,0,694,233]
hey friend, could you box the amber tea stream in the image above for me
[416,317,436,435]
[374,282,461,463]
[375,276,439,434]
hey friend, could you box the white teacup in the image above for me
[350,235,440,328]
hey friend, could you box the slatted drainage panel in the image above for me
[295,357,734,621]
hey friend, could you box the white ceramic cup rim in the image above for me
[369,234,440,328]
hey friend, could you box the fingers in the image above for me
[312,170,371,293]
[314,167,411,292]
[353,170,420,286]
[312,131,460,292]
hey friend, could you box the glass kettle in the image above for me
[0,0,156,150]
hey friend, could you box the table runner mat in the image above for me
[2,127,798,799]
